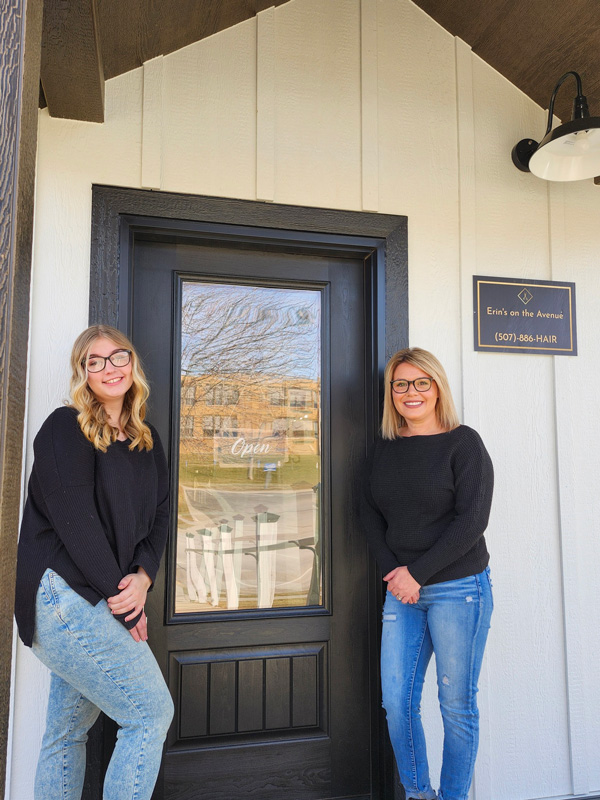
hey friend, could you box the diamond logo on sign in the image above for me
[518,288,533,305]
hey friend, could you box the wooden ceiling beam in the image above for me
[41,0,104,122]
[97,0,293,80]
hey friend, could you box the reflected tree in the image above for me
[180,283,321,430]
[181,283,320,378]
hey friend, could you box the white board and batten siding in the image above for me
[8,1,600,798]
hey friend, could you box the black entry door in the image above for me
[132,234,375,800]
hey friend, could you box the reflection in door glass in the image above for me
[176,281,322,613]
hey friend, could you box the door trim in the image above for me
[88,186,408,800]
[90,187,407,359]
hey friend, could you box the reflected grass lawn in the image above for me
[179,453,320,488]
[176,593,317,614]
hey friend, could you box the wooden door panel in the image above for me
[170,643,327,745]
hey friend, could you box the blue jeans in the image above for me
[31,569,174,800]
[381,568,493,800]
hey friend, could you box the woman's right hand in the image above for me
[108,569,152,621]
[128,610,148,642]
[403,591,420,604]
[384,565,421,602]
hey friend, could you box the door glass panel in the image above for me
[176,281,322,613]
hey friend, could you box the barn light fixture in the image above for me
[512,71,600,181]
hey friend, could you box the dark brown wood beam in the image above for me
[0,0,43,795]
[97,0,293,80]
[41,0,104,122]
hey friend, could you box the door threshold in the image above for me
[326,796,371,800]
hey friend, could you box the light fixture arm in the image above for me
[511,69,600,181]
[543,71,588,136]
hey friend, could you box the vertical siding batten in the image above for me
[256,8,275,202]
[141,56,164,190]
[551,184,600,791]
[455,37,492,800]
[378,1,462,786]
[548,184,590,795]
[377,0,461,377]
[455,38,478,425]
[565,184,600,793]
[471,53,571,799]
[360,0,379,211]
[550,178,596,796]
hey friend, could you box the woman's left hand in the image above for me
[128,611,148,642]
[384,566,421,603]
[108,568,152,622]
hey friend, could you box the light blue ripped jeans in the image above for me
[31,569,174,800]
[381,568,493,800]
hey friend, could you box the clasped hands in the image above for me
[384,565,421,604]
[108,568,152,642]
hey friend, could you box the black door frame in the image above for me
[88,186,408,800]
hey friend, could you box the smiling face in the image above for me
[85,337,134,408]
[392,361,440,433]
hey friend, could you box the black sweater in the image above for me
[15,406,169,647]
[360,425,493,586]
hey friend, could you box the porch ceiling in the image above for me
[40,0,600,126]
[413,0,600,127]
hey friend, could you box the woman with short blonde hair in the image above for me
[361,346,494,800]
[381,347,460,439]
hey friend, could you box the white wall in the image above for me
[9,1,600,798]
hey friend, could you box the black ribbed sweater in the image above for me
[15,406,169,647]
[360,425,493,586]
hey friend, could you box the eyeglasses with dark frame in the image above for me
[84,350,132,373]
[390,377,434,394]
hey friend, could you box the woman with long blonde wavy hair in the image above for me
[15,324,173,800]
[69,324,153,451]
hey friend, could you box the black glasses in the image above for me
[390,377,434,394]
[84,350,131,373]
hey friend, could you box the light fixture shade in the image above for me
[528,116,600,181]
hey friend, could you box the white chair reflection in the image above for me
[181,486,318,610]
[182,487,243,609]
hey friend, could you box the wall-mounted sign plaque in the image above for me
[473,276,577,356]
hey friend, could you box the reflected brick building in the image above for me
[179,374,321,461]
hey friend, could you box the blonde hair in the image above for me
[381,347,460,439]
[69,325,153,452]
